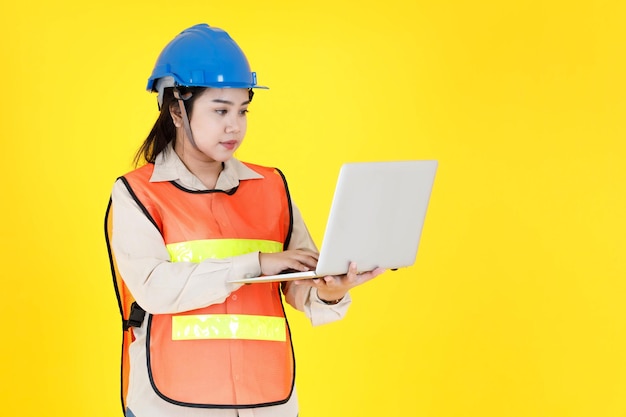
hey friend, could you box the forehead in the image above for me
[196,88,249,103]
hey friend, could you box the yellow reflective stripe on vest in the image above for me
[172,314,287,342]
[167,239,283,262]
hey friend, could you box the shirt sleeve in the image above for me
[281,202,352,326]
[110,179,255,314]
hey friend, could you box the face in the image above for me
[173,88,250,163]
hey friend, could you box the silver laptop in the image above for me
[228,160,438,284]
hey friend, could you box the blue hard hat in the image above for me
[147,24,267,103]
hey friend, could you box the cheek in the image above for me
[190,116,220,134]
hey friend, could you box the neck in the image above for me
[188,160,223,190]
[174,139,224,189]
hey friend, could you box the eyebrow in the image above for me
[212,99,251,106]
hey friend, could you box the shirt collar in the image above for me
[150,143,264,191]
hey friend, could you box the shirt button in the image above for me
[232,294,238,301]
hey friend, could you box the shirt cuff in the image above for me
[307,287,352,326]
[312,288,347,305]
[231,251,263,280]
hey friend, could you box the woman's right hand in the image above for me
[259,250,319,276]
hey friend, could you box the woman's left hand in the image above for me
[293,262,386,303]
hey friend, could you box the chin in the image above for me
[213,154,235,163]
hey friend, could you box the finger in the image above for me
[292,278,316,287]
[289,253,318,269]
[366,267,386,278]
[283,256,318,272]
[294,249,319,261]
[355,267,386,284]
[304,250,320,261]
[289,261,311,272]
[342,262,359,283]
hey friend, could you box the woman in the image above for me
[105,23,384,417]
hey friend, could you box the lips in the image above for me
[220,140,238,150]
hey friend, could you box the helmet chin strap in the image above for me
[173,88,199,150]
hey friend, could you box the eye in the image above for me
[215,109,227,115]
[239,109,249,116]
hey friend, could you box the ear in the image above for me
[169,102,183,128]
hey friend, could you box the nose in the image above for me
[225,115,241,134]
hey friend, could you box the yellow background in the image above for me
[1,1,625,416]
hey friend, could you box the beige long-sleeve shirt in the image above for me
[110,145,351,417]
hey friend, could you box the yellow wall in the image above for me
[1,1,625,416]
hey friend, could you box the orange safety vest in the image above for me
[105,162,295,411]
